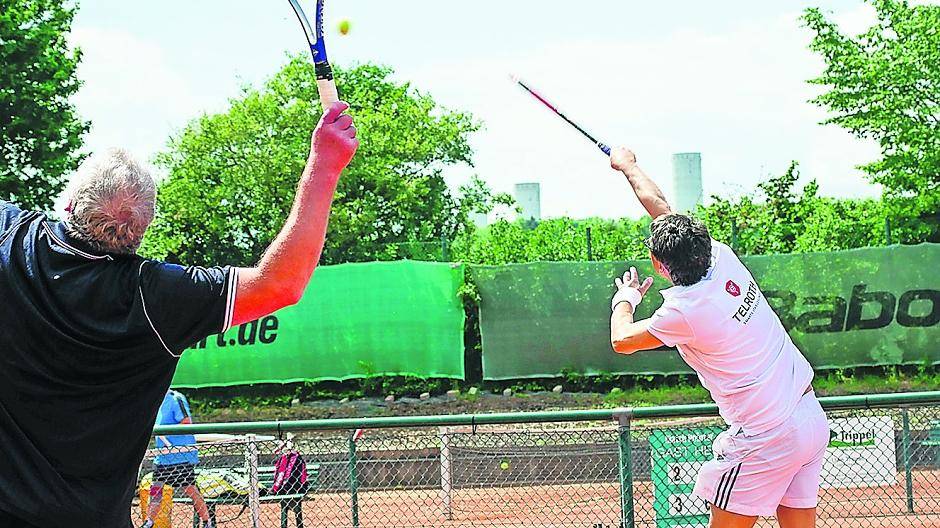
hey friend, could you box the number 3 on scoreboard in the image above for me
[668,493,709,516]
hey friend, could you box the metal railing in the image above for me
[136,391,940,527]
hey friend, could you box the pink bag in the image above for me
[271,451,308,494]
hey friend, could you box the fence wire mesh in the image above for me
[134,403,940,528]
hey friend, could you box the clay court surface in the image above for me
[132,470,940,528]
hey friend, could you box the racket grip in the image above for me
[599,143,612,156]
[315,61,339,110]
[317,78,339,110]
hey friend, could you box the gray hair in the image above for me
[66,148,156,255]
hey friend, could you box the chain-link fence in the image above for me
[136,393,940,528]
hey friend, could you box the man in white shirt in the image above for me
[607,147,829,528]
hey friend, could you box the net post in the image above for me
[245,434,261,528]
[902,406,914,513]
[348,432,361,528]
[440,426,453,520]
[614,408,635,528]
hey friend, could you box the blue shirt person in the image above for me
[144,390,213,528]
[154,391,198,466]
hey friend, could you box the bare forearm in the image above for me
[610,304,662,354]
[610,303,636,345]
[232,101,357,326]
[231,164,340,326]
[257,162,338,300]
[622,165,672,218]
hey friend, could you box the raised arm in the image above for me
[609,147,672,219]
[231,102,358,326]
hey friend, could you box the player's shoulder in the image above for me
[708,238,746,273]
[0,200,29,232]
[138,260,229,286]
[660,291,705,320]
[710,238,734,256]
[139,260,196,277]
[653,288,695,319]
[138,260,185,284]
[0,200,29,220]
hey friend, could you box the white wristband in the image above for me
[611,287,642,312]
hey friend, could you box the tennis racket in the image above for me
[510,75,611,156]
[287,0,339,110]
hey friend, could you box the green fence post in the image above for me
[348,433,361,527]
[902,407,914,513]
[885,218,893,245]
[730,220,738,251]
[616,410,635,528]
[440,234,449,262]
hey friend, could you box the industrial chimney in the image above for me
[671,153,703,213]
[514,183,541,223]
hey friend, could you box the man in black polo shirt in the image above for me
[0,102,358,528]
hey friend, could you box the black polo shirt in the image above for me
[0,201,237,527]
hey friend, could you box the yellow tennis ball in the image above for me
[338,19,351,35]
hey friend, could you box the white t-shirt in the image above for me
[647,240,814,435]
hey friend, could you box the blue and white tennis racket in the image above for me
[287,0,339,110]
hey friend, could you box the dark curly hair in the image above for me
[645,214,712,286]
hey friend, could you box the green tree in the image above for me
[0,0,88,211]
[698,162,889,255]
[452,164,904,265]
[143,60,491,266]
[803,0,939,209]
[452,217,651,265]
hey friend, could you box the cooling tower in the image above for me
[514,183,541,222]
[671,153,703,213]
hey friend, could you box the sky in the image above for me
[67,0,927,219]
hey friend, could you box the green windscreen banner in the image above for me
[471,244,940,380]
[172,261,465,388]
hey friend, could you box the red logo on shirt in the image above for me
[726,280,741,297]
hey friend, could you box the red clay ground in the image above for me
[132,470,940,528]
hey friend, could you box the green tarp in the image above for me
[172,261,466,388]
[472,244,940,380]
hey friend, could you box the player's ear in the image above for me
[650,254,670,281]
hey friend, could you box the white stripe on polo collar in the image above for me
[42,223,114,261]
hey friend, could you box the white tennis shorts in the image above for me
[692,391,829,517]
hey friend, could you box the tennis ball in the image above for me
[499,460,510,470]
[338,19,351,35]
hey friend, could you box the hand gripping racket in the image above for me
[511,75,611,156]
[288,0,339,110]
